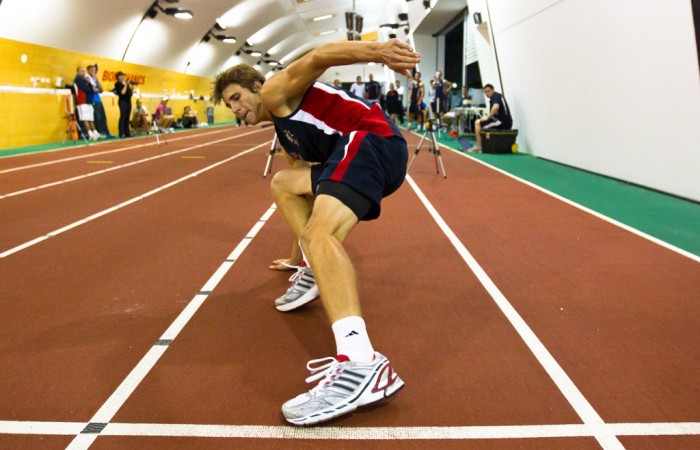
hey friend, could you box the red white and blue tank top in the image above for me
[270,82,404,163]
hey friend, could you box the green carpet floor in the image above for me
[433,132,700,258]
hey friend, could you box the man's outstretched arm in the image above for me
[262,39,420,117]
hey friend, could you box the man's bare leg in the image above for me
[300,194,361,322]
[475,119,482,151]
[270,166,314,239]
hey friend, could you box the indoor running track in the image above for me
[0,124,698,450]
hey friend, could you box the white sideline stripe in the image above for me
[0,421,698,439]
[0,421,86,435]
[437,140,700,263]
[0,141,270,259]
[64,203,277,450]
[406,175,624,450]
[0,125,247,172]
[0,128,266,199]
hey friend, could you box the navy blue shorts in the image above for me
[311,132,408,221]
[481,117,512,130]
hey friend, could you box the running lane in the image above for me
[0,135,274,422]
[404,135,700,450]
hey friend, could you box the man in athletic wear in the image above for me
[406,71,424,131]
[430,70,451,119]
[365,73,381,107]
[211,38,419,425]
[73,66,100,141]
[474,83,513,152]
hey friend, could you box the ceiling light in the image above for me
[368,62,375,66]
[250,50,262,57]
[215,35,237,43]
[313,14,334,22]
[268,61,279,66]
[164,7,194,19]
[319,29,338,36]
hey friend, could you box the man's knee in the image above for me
[270,170,288,198]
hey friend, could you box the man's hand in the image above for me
[269,258,299,271]
[381,39,421,78]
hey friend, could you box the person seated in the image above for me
[181,105,198,128]
[474,83,513,152]
[442,86,472,134]
[154,96,176,133]
[130,99,151,133]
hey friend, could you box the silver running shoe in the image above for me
[282,352,404,426]
[275,265,319,312]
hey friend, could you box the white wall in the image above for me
[472,0,700,201]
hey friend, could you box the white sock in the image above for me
[332,316,375,363]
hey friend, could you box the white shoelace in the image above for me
[304,356,343,385]
[288,265,312,284]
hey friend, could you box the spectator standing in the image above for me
[407,71,424,131]
[395,79,405,125]
[365,73,381,107]
[431,70,451,117]
[73,66,100,140]
[113,71,133,138]
[349,75,365,99]
[87,64,115,138]
[385,82,402,124]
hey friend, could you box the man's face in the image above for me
[369,74,374,81]
[435,71,442,81]
[395,80,400,87]
[414,73,421,82]
[483,87,494,98]
[222,82,263,125]
[136,100,142,107]
[88,67,96,76]
[77,67,86,77]
[356,76,361,83]
[461,87,468,96]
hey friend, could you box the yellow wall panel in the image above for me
[0,37,233,149]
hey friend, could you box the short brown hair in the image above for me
[211,64,265,104]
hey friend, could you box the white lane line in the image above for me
[1,421,698,439]
[63,203,277,450]
[0,128,266,199]
[437,141,700,263]
[0,141,271,259]
[0,125,247,173]
[405,175,624,450]
[0,421,86,435]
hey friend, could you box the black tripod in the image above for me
[407,106,447,178]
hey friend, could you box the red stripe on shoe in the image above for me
[330,130,367,182]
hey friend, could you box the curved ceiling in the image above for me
[0,0,443,79]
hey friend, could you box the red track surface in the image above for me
[0,125,698,449]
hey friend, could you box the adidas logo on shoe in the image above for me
[345,330,359,337]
